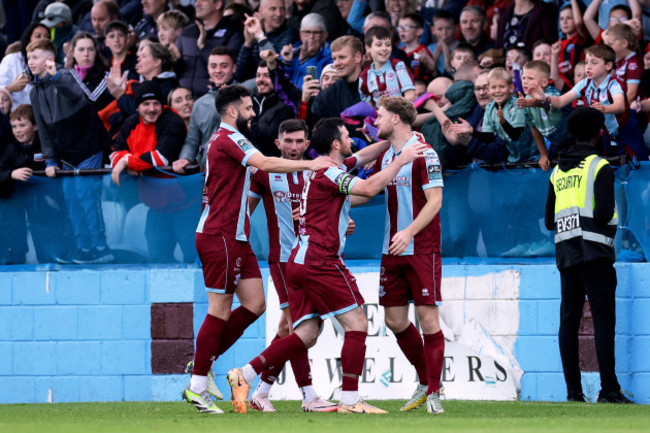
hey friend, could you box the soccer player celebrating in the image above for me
[247,119,337,413]
[227,117,428,414]
[183,86,335,414]
[373,96,445,414]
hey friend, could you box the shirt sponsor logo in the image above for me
[389,175,411,187]
[237,138,254,152]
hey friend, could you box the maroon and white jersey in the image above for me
[291,156,359,265]
[615,52,642,93]
[375,134,443,255]
[249,170,307,263]
[196,122,260,241]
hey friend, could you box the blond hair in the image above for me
[487,67,512,85]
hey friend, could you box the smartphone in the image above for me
[305,66,318,81]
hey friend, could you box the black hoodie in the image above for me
[544,143,617,268]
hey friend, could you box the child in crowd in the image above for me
[605,23,641,102]
[450,67,536,163]
[427,10,458,76]
[528,45,648,161]
[572,61,587,107]
[0,104,73,264]
[27,39,114,263]
[157,10,189,48]
[532,41,552,66]
[555,0,591,91]
[505,46,530,73]
[397,13,435,82]
[449,44,476,75]
[517,61,572,170]
[104,20,138,81]
[584,0,640,43]
[0,87,11,115]
[359,26,415,106]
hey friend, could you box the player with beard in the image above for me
[227,117,428,414]
[369,96,445,414]
[183,86,335,414]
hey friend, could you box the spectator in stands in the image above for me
[308,35,364,142]
[584,0,641,43]
[606,23,642,103]
[65,32,114,112]
[517,60,572,171]
[495,0,558,53]
[279,13,332,89]
[157,10,190,55]
[398,13,435,82]
[440,70,510,164]
[527,45,648,161]
[172,47,238,172]
[287,0,346,40]
[449,43,476,75]
[359,26,415,106]
[427,10,458,77]
[248,60,297,156]
[555,0,591,92]
[0,88,12,116]
[111,81,186,184]
[0,104,75,264]
[28,39,113,264]
[176,0,244,98]
[168,86,194,129]
[90,0,120,58]
[235,0,298,82]
[0,22,50,108]
[360,11,409,64]
[532,40,552,67]
[40,2,78,65]
[505,46,530,73]
[135,0,170,40]
[110,80,190,263]
[104,20,139,82]
[458,6,495,57]
[452,67,537,164]
[320,63,339,90]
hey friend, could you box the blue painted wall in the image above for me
[0,262,648,404]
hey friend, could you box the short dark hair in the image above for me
[523,60,550,78]
[566,107,605,143]
[278,119,309,138]
[209,46,235,62]
[585,45,616,72]
[400,13,423,28]
[104,20,128,36]
[215,85,251,116]
[257,59,268,68]
[610,5,632,19]
[364,26,391,47]
[311,118,346,155]
[433,10,455,24]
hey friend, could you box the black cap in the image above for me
[566,106,605,143]
[134,80,164,107]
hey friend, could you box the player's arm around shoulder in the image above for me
[246,152,336,173]
[350,141,428,197]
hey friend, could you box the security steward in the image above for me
[545,107,632,404]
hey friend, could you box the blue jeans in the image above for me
[61,152,107,250]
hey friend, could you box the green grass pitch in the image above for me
[1,400,648,433]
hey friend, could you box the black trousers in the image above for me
[558,258,620,395]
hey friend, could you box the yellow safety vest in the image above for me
[550,154,618,248]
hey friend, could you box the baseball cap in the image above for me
[40,3,73,28]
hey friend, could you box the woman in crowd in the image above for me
[168,86,194,130]
[66,31,114,111]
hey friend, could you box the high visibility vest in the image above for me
[551,154,618,248]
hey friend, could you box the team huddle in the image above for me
[183,86,445,414]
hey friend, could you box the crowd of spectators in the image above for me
[1,0,650,264]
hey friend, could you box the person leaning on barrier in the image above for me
[544,106,632,404]
[110,80,186,186]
